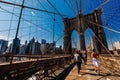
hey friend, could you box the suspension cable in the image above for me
[64,0,76,15]
[87,20,120,34]
[74,0,79,15]
[37,0,63,33]
[96,0,110,9]
[0,0,68,17]
[7,0,16,41]
[101,6,114,49]
[37,0,64,40]
[52,0,56,43]
[19,29,42,38]
[87,24,120,74]
[0,7,52,33]
[46,0,64,19]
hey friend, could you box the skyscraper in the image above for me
[25,38,35,54]
[32,41,41,55]
[11,38,20,54]
[40,44,46,54]
[114,41,120,50]
[90,36,94,50]
[90,36,97,50]
[6,43,12,53]
[41,39,46,44]
[0,39,8,54]
[19,40,27,54]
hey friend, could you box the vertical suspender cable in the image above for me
[80,0,82,14]
[15,0,25,39]
[98,0,114,50]
[10,0,25,64]
[53,0,56,43]
[20,8,25,43]
[7,0,16,41]
[106,23,114,49]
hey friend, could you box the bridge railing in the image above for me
[100,54,120,75]
[0,54,72,80]
[0,54,66,63]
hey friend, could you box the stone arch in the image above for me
[64,16,86,54]
[71,30,80,50]
[84,27,100,53]
[64,9,108,54]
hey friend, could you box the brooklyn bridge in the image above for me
[0,0,120,80]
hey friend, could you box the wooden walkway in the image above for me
[65,58,120,80]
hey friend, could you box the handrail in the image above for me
[0,55,72,80]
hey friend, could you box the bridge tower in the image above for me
[64,9,108,54]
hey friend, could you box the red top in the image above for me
[91,52,98,59]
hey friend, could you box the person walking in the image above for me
[74,50,82,76]
[82,50,87,65]
[91,49,100,75]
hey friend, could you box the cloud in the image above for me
[0,35,13,40]
[31,12,35,16]
[0,35,13,46]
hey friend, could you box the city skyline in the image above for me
[0,0,120,50]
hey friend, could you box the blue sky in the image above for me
[0,0,120,49]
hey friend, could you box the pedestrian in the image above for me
[91,49,100,75]
[83,50,87,65]
[74,50,82,76]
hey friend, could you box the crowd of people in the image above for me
[73,49,100,76]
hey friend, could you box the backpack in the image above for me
[74,54,82,62]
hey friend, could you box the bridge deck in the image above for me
[65,57,120,80]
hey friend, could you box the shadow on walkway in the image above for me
[53,63,75,80]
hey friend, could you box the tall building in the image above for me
[90,36,95,50]
[32,41,41,55]
[40,44,46,54]
[6,43,12,53]
[41,39,46,44]
[25,38,35,54]
[55,45,63,54]
[53,41,56,48]
[0,39,8,54]
[11,38,20,54]
[114,41,120,50]
[90,36,102,53]
[19,45,26,54]
[40,39,47,54]
[90,36,97,51]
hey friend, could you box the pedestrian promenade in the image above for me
[65,57,120,80]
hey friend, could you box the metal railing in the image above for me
[0,54,72,80]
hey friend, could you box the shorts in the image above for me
[92,58,99,67]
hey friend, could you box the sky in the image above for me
[0,0,120,50]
